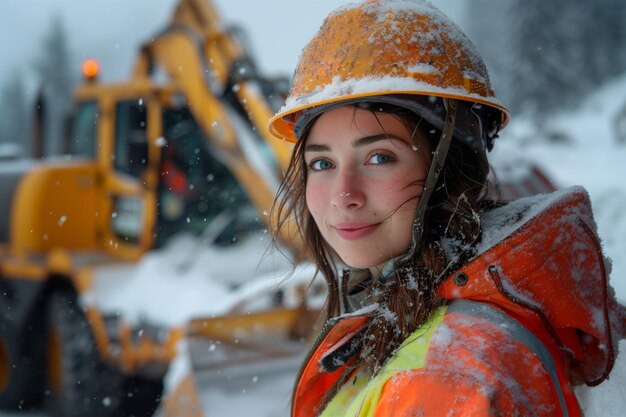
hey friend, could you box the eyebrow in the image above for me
[304,134,408,152]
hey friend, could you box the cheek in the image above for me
[305,182,326,221]
[374,176,421,212]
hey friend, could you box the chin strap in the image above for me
[397,98,458,266]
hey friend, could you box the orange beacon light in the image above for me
[82,59,100,82]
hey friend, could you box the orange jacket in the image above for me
[292,187,625,417]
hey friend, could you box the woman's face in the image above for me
[304,106,430,273]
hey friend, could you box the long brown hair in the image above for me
[272,103,491,371]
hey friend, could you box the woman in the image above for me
[269,1,624,416]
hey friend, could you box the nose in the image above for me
[330,167,366,211]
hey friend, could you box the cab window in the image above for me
[68,100,98,157]
[114,99,147,178]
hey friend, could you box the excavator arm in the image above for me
[132,0,293,230]
[116,2,319,415]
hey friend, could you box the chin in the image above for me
[340,253,391,270]
[337,244,411,271]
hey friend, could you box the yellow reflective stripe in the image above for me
[319,306,448,417]
[318,369,370,417]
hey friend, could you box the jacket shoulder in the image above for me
[438,186,621,386]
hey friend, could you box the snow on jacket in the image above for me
[291,187,625,417]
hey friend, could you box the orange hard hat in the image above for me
[269,0,509,148]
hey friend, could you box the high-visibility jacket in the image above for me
[292,187,625,417]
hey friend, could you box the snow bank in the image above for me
[86,232,323,327]
[575,340,626,415]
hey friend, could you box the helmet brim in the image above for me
[290,95,499,155]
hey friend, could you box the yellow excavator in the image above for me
[0,1,320,416]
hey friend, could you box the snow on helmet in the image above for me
[268,0,509,151]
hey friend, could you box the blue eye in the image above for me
[310,159,333,171]
[368,153,393,164]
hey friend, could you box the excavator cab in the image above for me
[67,82,269,254]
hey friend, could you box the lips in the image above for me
[332,222,380,240]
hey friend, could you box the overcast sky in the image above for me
[0,0,464,94]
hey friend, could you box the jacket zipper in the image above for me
[290,315,344,416]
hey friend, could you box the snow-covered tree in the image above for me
[580,0,626,85]
[0,71,31,155]
[33,14,76,156]
[463,0,512,111]
[466,0,626,119]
